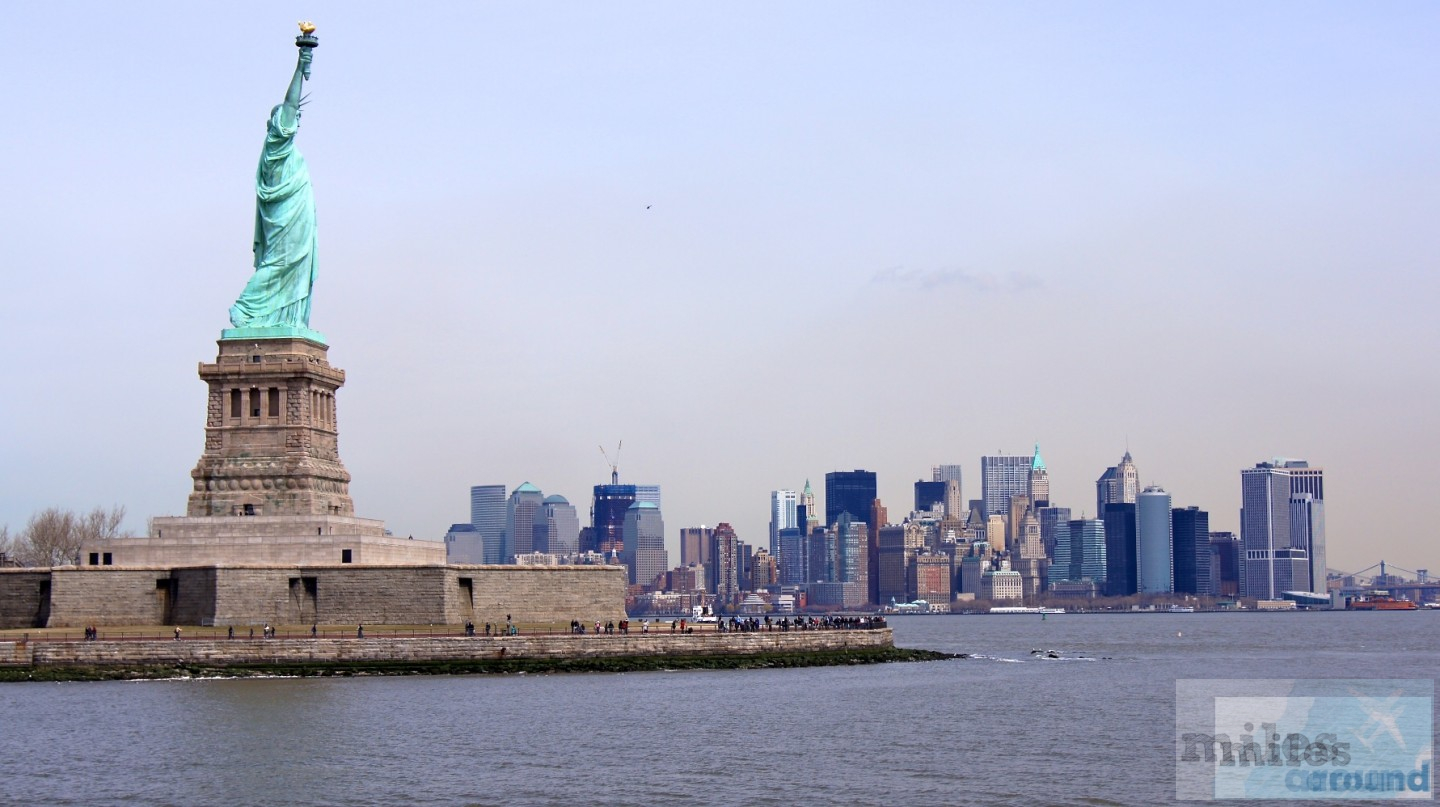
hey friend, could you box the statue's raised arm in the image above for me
[226,25,323,341]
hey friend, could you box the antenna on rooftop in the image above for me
[599,441,623,485]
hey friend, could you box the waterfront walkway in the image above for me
[1,616,887,644]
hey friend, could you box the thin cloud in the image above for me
[872,266,1043,293]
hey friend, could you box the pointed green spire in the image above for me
[1032,443,1046,471]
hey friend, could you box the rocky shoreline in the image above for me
[0,628,955,682]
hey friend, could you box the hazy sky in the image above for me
[2,3,1436,576]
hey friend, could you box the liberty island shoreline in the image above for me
[0,625,950,682]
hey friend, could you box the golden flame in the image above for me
[298,21,317,35]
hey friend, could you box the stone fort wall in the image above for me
[0,565,627,629]
[1,629,894,669]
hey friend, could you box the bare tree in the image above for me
[11,505,128,567]
[16,508,80,567]
[0,524,12,563]
[77,505,127,544]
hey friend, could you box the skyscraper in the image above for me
[1038,506,1072,559]
[1209,532,1240,597]
[1102,502,1138,596]
[533,494,579,555]
[769,489,798,555]
[1096,451,1138,516]
[986,514,1007,553]
[621,501,667,587]
[800,480,820,534]
[443,523,483,564]
[914,480,947,514]
[504,482,544,561]
[1240,460,1324,598]
[589,483,636,555]
[807,525,835,584]
[875,524,917,605]
[932,464,963,513]
[943,480,963,520]
[1171,506,1210,595]
[634,484,661,508]
[1028,444,1050,508]
[1013,508,1048,599]
[868,498,886,605]
[932,464,963,484]
[777,525,806,585]
[1007,493,1032,549]
[1287,464,1327,593]
[980,454,1031,520]
[1136,485,1173,594]
[469,484,506,564]
[1051,518,1106,587]
[825,470,877,527]
[709,522,740,605]
[835,513,868,589]
[680,526,713,568]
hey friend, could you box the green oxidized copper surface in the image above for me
[225,34,323,345]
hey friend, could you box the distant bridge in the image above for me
[1335,561,1438,602]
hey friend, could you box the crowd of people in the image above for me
[68,613,886,642]
[717,615,887,632]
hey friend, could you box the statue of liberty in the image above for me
[227,25,322,339]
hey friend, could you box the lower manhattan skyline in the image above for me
[2,4,1437,577]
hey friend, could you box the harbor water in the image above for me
[1,611,1435,806]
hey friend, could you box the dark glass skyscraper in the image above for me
[1102,502,1138,596]
[588,483,636,554]
[1052,518,1107,585]
[1171,506,1211,595]
[914,480,946,513]
[825,470,877,527]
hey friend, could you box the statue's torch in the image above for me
[296,21,318,79]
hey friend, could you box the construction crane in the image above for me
[599,441,622,485]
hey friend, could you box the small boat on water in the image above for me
[990,606,1066,615]
[1167,605,1196,613]
[1346,592,1418,611]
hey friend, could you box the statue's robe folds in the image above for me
[229,103,317,329]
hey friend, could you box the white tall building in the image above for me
[769,489,798,555]
[980,454,1030,520]
[1136,485,1173,593]
[1287,464,1327,592]
[1241,460,1325,598]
